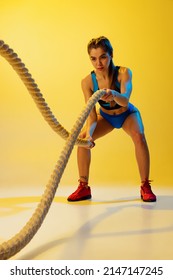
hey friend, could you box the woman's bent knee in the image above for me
[131,131,146,144]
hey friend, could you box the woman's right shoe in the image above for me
[67,181,91,202]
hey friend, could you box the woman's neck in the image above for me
[95,64,116,80]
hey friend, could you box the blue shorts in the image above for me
[100,103,138,129]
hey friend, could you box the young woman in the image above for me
[67,36,156,202]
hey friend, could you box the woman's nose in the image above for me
[97,59,102,65]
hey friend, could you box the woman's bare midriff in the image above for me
[99,105,128,115]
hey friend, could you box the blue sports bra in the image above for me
[91,66,122,110]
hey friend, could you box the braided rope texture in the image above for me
[0,40,105,259]
[0,40,91,146]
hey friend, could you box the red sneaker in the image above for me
[67,181,92,202]
[140,180,156,202]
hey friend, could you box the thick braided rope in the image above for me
[0,87,104,260]
[0,40,90,147]
[0,40,105,259]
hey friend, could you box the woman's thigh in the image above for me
[92,114,114,140]
[80,113,114,140]
[122,110,144,136]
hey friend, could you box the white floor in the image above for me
[0,185,173,260]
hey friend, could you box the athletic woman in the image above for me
[67,36,156,202]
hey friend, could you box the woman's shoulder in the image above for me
[118,66,132,79]
[81,73,93,89]
[118,66,131,73]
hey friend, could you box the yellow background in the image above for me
[0,0,172,190]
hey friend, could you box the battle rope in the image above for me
[0,40,105,259]
[0,40,92,147]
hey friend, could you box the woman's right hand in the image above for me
[79,132,95,149]
[86,137,95,149]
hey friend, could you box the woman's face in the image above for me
[89,47,112,72]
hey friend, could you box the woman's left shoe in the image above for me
[140,179,156,202]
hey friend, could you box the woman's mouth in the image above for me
[97,67,104,71]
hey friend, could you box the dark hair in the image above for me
[87,36,113,56]
[87,36,114,79]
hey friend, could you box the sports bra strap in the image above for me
[91,71,99,92]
